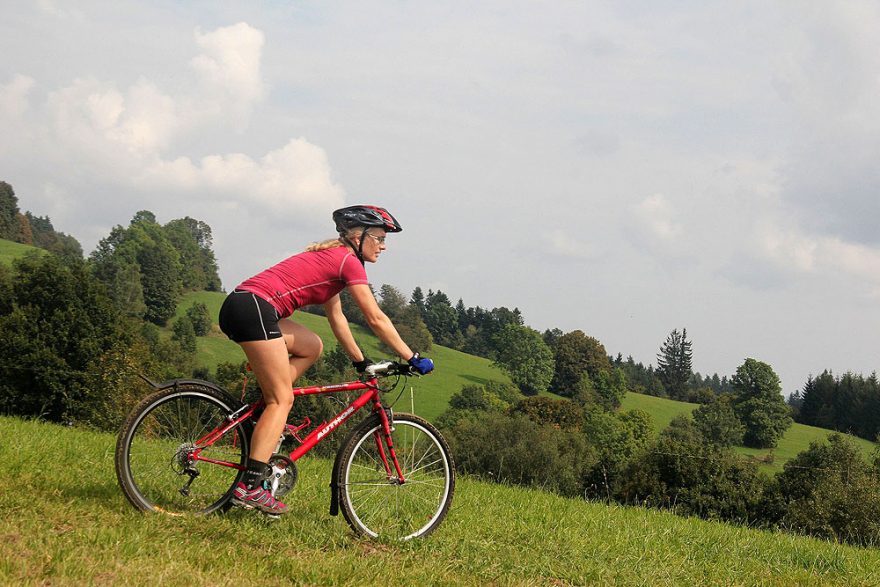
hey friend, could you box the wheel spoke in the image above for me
[117,389,248,515]
[339,415,454,540]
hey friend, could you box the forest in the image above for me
[2,179,880,547]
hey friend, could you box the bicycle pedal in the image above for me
[262,512,282,521]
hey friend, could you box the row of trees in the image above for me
[0,181,82,262]
[789,371,880,442]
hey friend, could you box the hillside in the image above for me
[176,291,513,421]
[3,416,879,586]
[176,291,877,471]
[621,392,878,473]
[0,237,44,265]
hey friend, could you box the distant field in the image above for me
[621,391,877,473]
[4,415,880,586]
[620,391,699,433]
[0,238,44,265]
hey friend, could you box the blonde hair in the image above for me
[304,228,368,252]
[305,238,344,252]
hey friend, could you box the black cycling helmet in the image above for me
[333,205,403,234]
[332,205,402,265]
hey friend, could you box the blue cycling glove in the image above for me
[408,353,434,375]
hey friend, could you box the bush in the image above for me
[436,382,522,429]
[509,396,583,431]
[172,316,197,352]
[186,302,212,336]
[582,409,652,499]
[775,434,880,546]
[444,411,597,497]
[617,416,767,523]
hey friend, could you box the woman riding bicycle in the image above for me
[218,205,434,515]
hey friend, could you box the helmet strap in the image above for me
[339,229,368,265]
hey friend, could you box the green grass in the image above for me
[0,238,44,266]
[620,391,699,433]
[3,415,880,586]
[174,291,512,421]
[622,392,877,474]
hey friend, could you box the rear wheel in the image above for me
[336,413,455,540]
[115,383,252,515]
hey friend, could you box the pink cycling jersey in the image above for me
[236,246,369,318]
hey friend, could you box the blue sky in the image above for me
[2,1,879,394]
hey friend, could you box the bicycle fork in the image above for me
[375,407,406,485]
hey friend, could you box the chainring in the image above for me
[266,454,298,498]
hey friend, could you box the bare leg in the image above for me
[239,320,324,463]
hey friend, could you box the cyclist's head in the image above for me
[333,205,401,265]
[333,205,402,235]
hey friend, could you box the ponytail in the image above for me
[304,238,344,252]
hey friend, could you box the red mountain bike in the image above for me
[115,361,455,540]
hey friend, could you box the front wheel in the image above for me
[115,383,252,515]
[336,413,455,540]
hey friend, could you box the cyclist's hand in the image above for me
[352,358,374,373]
[407,353,434,375]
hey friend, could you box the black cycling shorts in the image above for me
[218,290,284,343]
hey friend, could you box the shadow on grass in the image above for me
[460,375,490,386]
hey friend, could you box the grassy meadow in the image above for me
[0,238,43,266]
[4,415,880,586]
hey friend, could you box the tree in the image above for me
[549,330,612,397]
[693,397,744,447]
[731,358,792,448]
[409,287,426,318]
[380,303,433,353]
[424,289,462,348]
[592,367,629,410]
[656,328,693,400]
[163,217,221,291]
[492,323,555,395]
[377,284,408,320]
[0,181,21,240]
[185,302,213,336]
[90,213,185,326]
[0,254,127,422]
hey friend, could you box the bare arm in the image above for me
[346,283,414,361]
[323,294,365,362]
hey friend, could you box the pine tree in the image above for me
[656,328,693,400]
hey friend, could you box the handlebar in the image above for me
[363,361,416,378]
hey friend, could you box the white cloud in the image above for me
[191,22,265,122]
[0,74,35,118]
[2,21,344,232]
[634,193,682,243]
[755,219,880,293]
[142,138,345,216]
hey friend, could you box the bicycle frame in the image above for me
[190,375,406,483]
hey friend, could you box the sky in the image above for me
[2,1,879,396]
